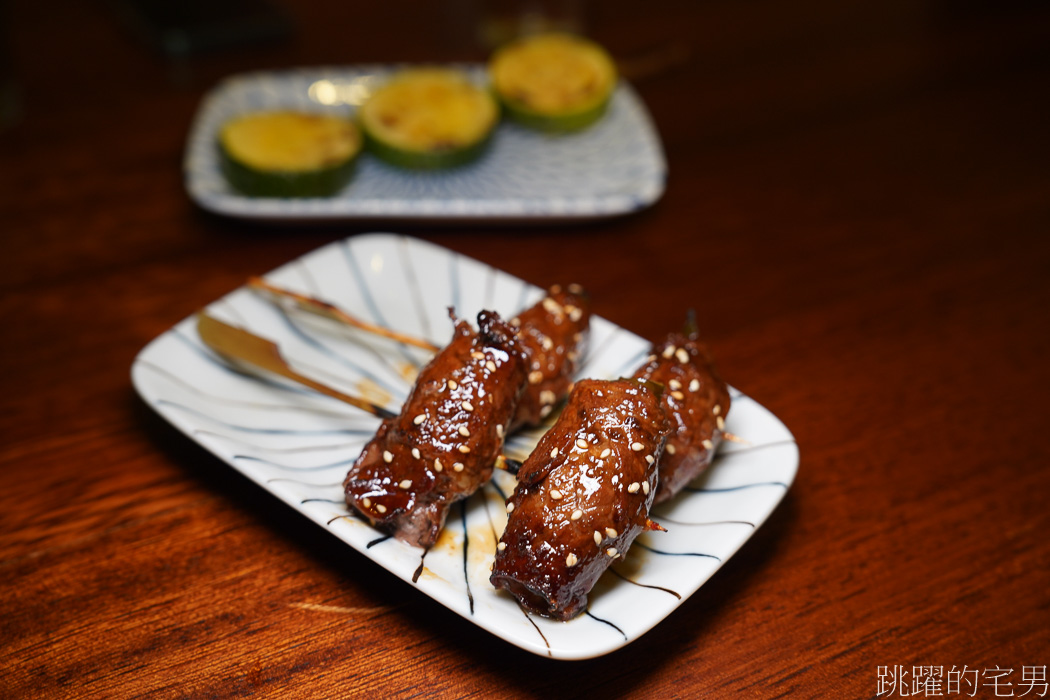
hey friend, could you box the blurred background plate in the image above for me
[184,66,667,222]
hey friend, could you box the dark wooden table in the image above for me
[3,1,1049,697]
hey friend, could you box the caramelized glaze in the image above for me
[633,331,731,503]
[510,284,591,429]
[343,311,527,548]
[491,378,669,619]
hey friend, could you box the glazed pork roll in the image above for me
[491,378,670,619]
[633,329,731,503]
[508,284,591,429]
[344,310,527,548]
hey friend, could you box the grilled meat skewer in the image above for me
[490,378,670,619]
[633,327,731,503]
[509,284,590,429]
[343,310,527,548]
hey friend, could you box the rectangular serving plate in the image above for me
[184,66,666,222]
[131,233,798,659]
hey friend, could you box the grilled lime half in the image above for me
[219,111,362,197]
[358,68,499,170]
[489,33,617,132]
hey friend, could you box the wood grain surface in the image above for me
[2,1,1048,697]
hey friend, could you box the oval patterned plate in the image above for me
[184,66,666,222]
[131,234,797,659]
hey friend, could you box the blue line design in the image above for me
[138,360,342,413]
[683,481,790,494]
[489,479,509,502]
[294,259,321,296]
[172,329,316,399]
[218,299,248,325]
[197,431,370,453]
[715,439,797,459]
[412,550,428,584]
[397,235,435,343]
[261,298,406,397]
[522,611,552,656]
[233,454,358,471]
[156,400,372,436]
[340,238,389,327]
[585,611,628,640]
[633,541,721,561]
[296,256,431,377]
[651,517,756,528]
[340,238,420,369]
[266,477,343,487]
[609,569,682,599]
[460,500,475,615]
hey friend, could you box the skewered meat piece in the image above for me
[490,378,670,620]
[343,311,527,548]
[509,284,591,429]
[633,329,731,503]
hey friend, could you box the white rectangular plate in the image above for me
[131,234,797,659]
[184,66,667,222]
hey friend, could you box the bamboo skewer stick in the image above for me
[196,313,397,420]
[248,277,441,352]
